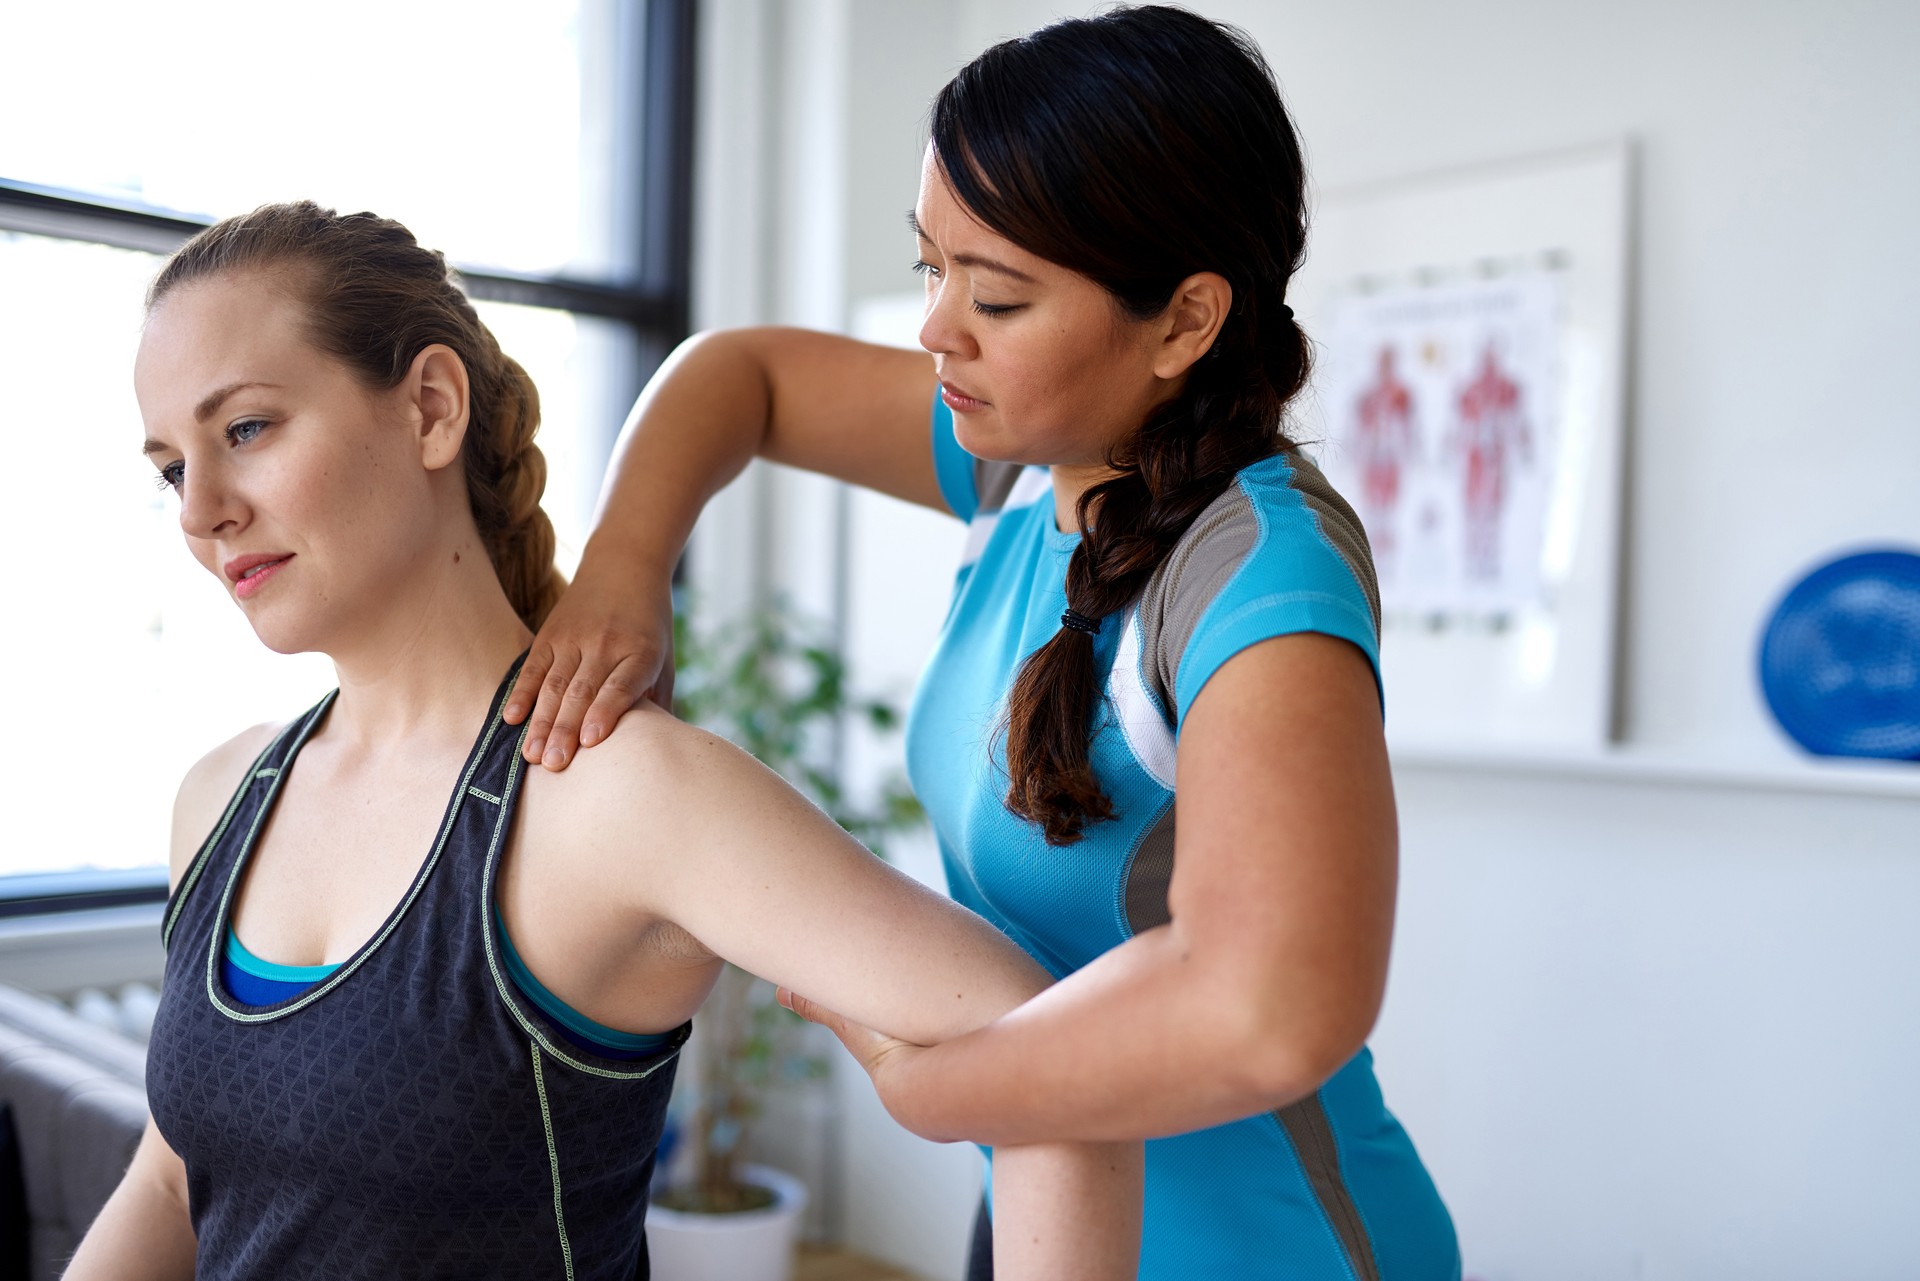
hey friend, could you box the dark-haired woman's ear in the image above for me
[409,343,472,471]
[1151,272,1232,381]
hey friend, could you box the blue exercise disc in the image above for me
[1759,548,1920,759]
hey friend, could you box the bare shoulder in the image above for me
[517,700,859,903]
[533,701,787,826]
[510,701,818,937]
[168,722,282,888]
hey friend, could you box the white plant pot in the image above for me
[647,1164,809,1281]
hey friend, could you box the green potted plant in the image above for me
[646,598,923,1280]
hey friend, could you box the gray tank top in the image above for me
[148,661,689,1279]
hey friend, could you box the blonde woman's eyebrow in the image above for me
[194,380,281,422]
[141,381,287,454]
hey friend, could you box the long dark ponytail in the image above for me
[933,6,1312,844]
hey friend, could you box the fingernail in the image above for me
[544,747,568,769]
[580,725,600,747]
[527,736,545,759]
[776,987,792,1011]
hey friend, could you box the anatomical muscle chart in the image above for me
[1317,267,1565,624]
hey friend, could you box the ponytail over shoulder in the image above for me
[147,200,566,631]
[935,6,1314,844]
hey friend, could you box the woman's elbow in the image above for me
[1226,984,1380,1104]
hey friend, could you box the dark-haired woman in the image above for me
[64,199,1138,1281]
[507,7,1458,1278]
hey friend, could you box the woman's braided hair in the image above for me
[932,7,1312,844]
[147,200,564,631]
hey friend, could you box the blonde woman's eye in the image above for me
[156,461,185,491]
[226,418,267,445]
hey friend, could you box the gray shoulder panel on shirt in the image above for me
[1120,454,1381,944]
[1135,451,1380,719]
[1136,484,1262,719]
[1284,451,1381,633]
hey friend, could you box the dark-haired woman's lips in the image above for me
[226,553,295,600]
[940,383,989,413]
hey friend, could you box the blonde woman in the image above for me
[67,202,1137,1281]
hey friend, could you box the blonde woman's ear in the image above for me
[411,343,472,471]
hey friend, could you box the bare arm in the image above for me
[561,708,1140,1278]
[505,327,939,767]
[62,1123,197,1280]
[66,724,276,1279]
[788,634,1400,1144]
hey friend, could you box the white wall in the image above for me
[701,2,1920,1277]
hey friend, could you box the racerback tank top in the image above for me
[147,660,690,1280]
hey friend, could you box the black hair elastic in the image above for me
[1060,609,1102,636]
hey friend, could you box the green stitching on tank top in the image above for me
[531,1042,576,1281]
[205,697,506,1024]
[466,785,503,805]
[164,716,309,949]
[478,726,687,1081]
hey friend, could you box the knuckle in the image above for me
[600,672,641,697]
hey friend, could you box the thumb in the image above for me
[776,987,832,1030]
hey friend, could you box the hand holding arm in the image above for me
[575,709,1140,1279]
[785,633,1399,1145]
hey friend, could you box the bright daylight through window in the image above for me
[0,0,693,901]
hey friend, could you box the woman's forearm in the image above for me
[580,329,775,579]
[990,1142,1141,1281]
[882,923,1350,1146]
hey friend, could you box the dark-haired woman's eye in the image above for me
[971,300,1023,318]
[156,461,185,491]
[226,418,268,446]
[910,259,940,278]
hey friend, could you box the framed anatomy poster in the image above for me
[1293,142,1632,751]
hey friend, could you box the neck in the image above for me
[1047,462,1121,534]
[317,530,534,754]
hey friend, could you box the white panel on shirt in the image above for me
[1109,606,1178,791]
[959,466,1053,569]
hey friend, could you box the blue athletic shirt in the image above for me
[907,394,1460,1281]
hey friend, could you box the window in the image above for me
[0,1,694,912]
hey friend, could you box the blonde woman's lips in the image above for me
[226,553,294,600]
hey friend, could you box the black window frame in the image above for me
[0,0,696,920]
